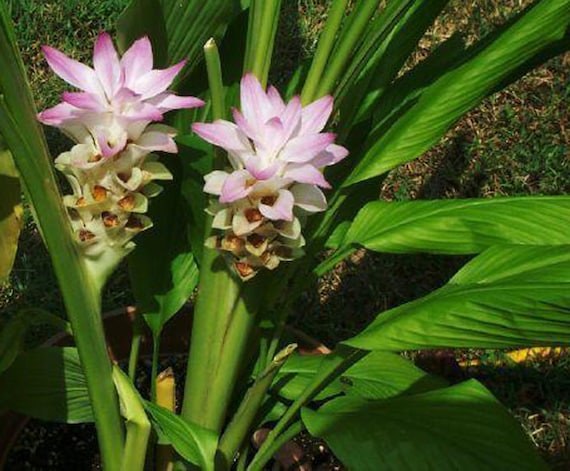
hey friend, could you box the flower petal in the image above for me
[43,46,104,96]
[132,61,186,99]
[283,164,331,188]
[95,131,127,158]
[203,170,230,195]
[290,184,327,212]
[220,169,253,203]
[192,120,252,156]
[135,130,177,153]
[240,73,273,131]
[37,102,78,125]
[280,133,336,163]
[301,95,333,134]
[259,189,294,221]
[93,32,121,100]
[312,143,349,167]
[148,92,205,111]
[266,86,285,114]
[121,36,154,89]
[62,91,107,111]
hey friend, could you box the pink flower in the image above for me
[193,74,348,220]
[38,32,204,157]
[193,74,348,279]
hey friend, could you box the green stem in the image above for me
[247,421,304,471]
[150,333,161,402]
[217,344,297,468]
[249,0,281,85]
[128,311,144,380]
[249,346,365,470]
[204,38,226,122]
[181,256,259,432]
[181,36,261,434]
[314,0,379,100]
[113,367,151,471]
[0,8,124,469]
[301,0,349,104]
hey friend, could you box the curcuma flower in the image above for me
[193,74,348,280]
[38,32,203,278]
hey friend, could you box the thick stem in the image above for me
[181,254,259,432]
[301,0,350,104]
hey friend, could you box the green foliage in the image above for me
[144,402,218,471]
[345,245,570,351]
[0,347,93,423]
[0,308,70,374]
[344,0,570,185]
[318,196,570,272]
[273,351,446,401]
[302,380,548,470]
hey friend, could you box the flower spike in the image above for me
[193,74,348,280]
[38,32,204,277]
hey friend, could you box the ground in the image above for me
[0,0,568,468]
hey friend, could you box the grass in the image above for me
[0,0,568,468]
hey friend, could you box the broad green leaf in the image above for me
[337,0,450,127]
[273,351,445,401]
[0,308,70,374]
[128,157,199,336]
[144,402,217,471]
[117,0,244,76]
[0,143,21,280]
[344,245,570,351]
[302,379,547,471]
[0,347,93,423]
[345,0,570,185]
[328,196,570,253]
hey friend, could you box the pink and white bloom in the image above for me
[37,32,204,268]
[193,74,348,279]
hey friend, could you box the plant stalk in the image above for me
[301,0,350,104]
[315,0,379,100]
[248,346,365,470]
[246,421,304,471]
[217,344,297,468]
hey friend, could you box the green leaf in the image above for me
[144,402,217,471]
[0,308,71,374]
[128,156,199,337]
[0,347,93,423]
[344,245,570,351]
[345,0,570,185]
[337,0,450,127]
[302,380,547,471]
[117,0,244,75]
[273,351,445,401]
[328,196,570,253]
[0,143,21,281]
